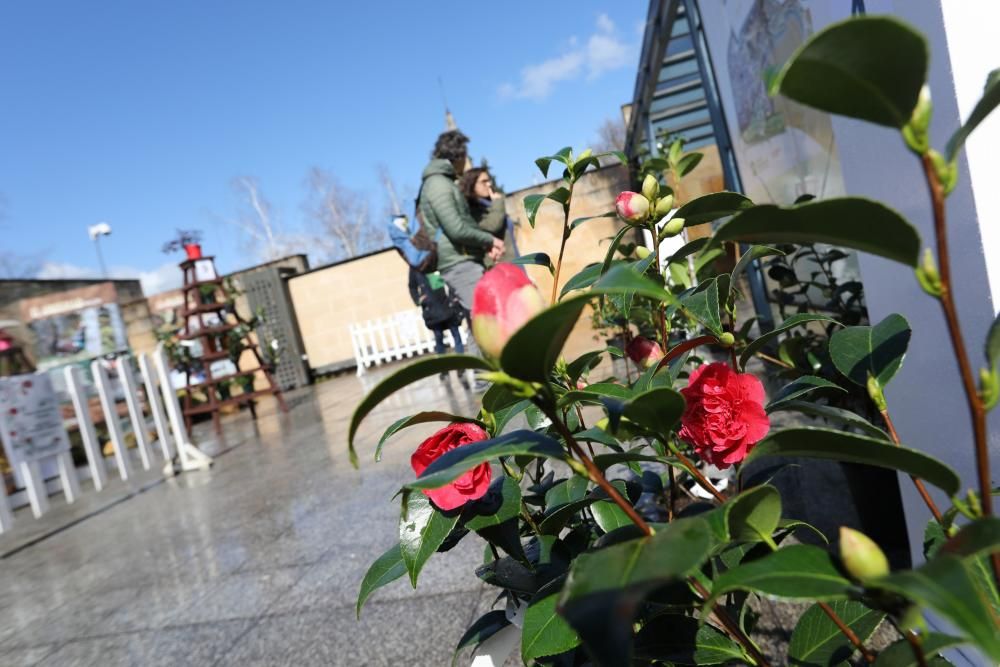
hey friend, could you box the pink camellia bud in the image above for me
[615,191,650,224]
[625,336,664,369]
[472,264,547,359]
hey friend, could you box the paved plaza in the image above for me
[0,368,506,666]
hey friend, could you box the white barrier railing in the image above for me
[348,308,469,376]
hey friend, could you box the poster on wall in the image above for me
[19,282,129,371]
[0,373,72,470]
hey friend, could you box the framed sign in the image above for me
[0,372,72,468]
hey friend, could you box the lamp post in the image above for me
[87,222,112,278]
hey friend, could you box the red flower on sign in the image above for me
[678,362,770,468]
[411,423,492,511]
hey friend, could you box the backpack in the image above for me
[387,211,438,273]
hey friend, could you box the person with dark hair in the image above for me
[418,130,504,325]
[459,167,512,262]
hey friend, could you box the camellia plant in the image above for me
[349,16,1000,666]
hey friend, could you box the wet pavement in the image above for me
[0,366,504,666]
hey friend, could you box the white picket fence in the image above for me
[348,308,469,376]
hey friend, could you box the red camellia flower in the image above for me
[411,423,492,511]
[626,336,665,369]
[615,191,650,224]
[471,263,546,358]
[678,362,770,468]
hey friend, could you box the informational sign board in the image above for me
[0,372,72,468]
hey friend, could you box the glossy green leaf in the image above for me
[766,376,846,411]
[769,16,928,128]
[740,314,840,370]
[466,476,522,531]
[399,493,460,587]
[767,401,889,440]
[947,68,1000,162]
[873,633,964,667]
[668,237,711,264]
[500,294,590,382]
[634,615,745,665]
[875,555,1000,661]
[592,451,664,471]
[600,226,632,275]
[830,314,911,389]
[937,517,1000,560]
[558,381,632,409]
[560,261,610,298]
[523,194,546,228]
[521,592,581,662]
[452,611,510,665]
[510,252,553,274]
[376,412,484,461]
[591,499,633,533]
[545,476,589,508]
[726,484,782,543]
[547,186,571,205]
[534,147,572,178]
[562,517,713,601]
[987,310,1000,370]
[356,543,407,618]
[713,198,920,267]
[481,383,518,413]
[593,264,676,304]
[675,152,703,177]
[348,354,494,465]
[745,427,961,496]
[623,386,686,437]
[707,545,850,604]
[788,600,884,667]
[407,430,564,490]
[675,191,755,226]
[570,210,616,230]
[678,277,723,335]
[492,399,531,436]
[566,350,604,383]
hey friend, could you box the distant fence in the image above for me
[349,308,468,376]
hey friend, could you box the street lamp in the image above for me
[87,222,112,278]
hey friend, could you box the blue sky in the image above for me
[0,2,646,294]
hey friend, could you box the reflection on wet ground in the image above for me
[0,366,504,666]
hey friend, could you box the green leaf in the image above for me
[731,245,785,286]
[767,401,889,440]
[635,615,745,664]
[769,16,928,128]
[675,152,703,177]
[600,226,632,275]
[566,350,604,383]
[707,545,850,604]
[560,262,610,298]
[356,543,407,618]
[510,252,554,274]
[788,600,884,667]
[562,517,713,601]
[376,412,484,461]
[745,427,961,497]
[482,382,518,413]
[726,484,782,543]
[558,381,632,409]
[466,476,522,531]
[873,633,964,667]
[678,277,723,335]
[623,386,686,438]
[570,210,616,230]
[875,555,1000,661]
[830,313,911,389]
[500,294,591,382]
[713,198,921,267]
[399,493,460,587]
[545,476,589,508]
[986,309,1000,369]
[767,376,846,411]
[591,499,633,533]
[946,68,1000,162]
[547,186,571,205]
[534,147,572,178]
[740,313,840,370]
[523,194,546,228]
[521,592,581,662]
[348,354,494,465]
[667,237,711,264]
[406,430,565,490]
[674,191,755,226]
[938,517,1000,560]
[593,264,676,304]
[592,451,664,471]
[453,611,510,665]
[493,399,531,436]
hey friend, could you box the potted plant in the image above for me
[161,229,204,260]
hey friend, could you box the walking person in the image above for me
[418,130,504,337]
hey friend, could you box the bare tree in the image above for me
[595,116,627,154]
[222,176,311,262]
[377,163,403,217]
[0,193,46,278]
[303,167,387,262]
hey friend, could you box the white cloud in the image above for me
[498,15,635,101]
[36,260,183,296]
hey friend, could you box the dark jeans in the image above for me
[433,326,465,355]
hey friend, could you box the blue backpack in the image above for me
[387,212,438,273]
